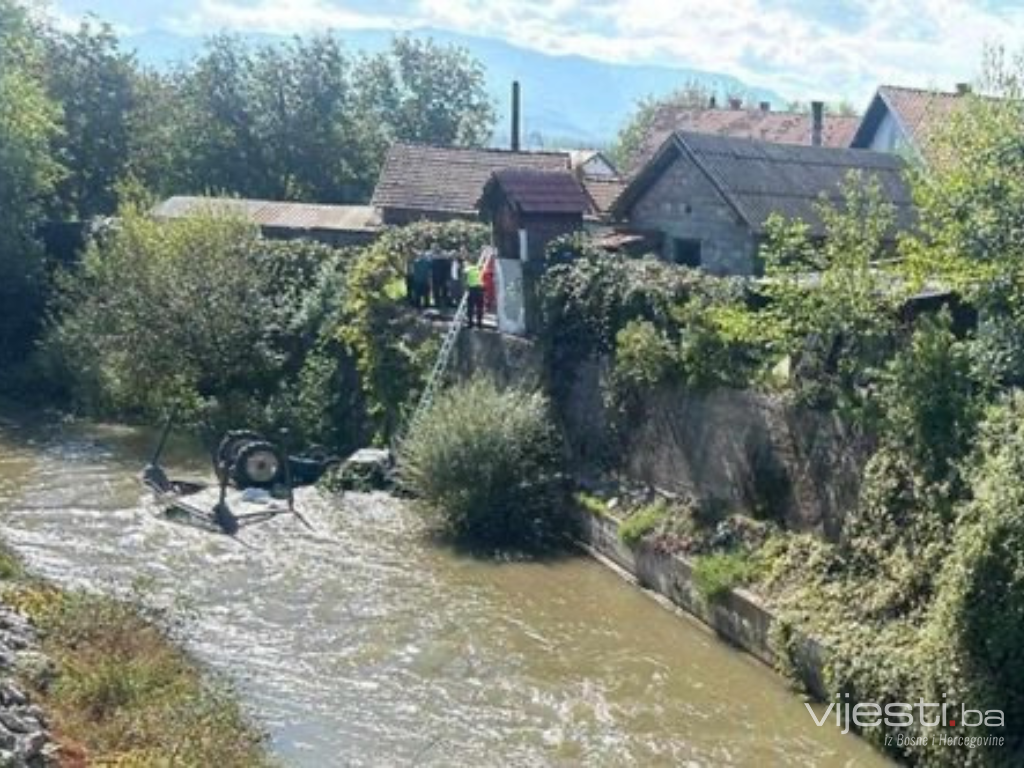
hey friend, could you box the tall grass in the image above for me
[0,542,269,766]
[400,376,568,549]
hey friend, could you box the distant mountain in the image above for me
[122,27,785,149]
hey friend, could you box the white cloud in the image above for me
[161,0,1024,103]
[169,0,419,36]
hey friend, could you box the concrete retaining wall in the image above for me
[453,330,870,540]
[576,508,830,699]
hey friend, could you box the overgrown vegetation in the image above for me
[45,204,350,436]
[618,502,670,547]
[399,376,568,549]
[337,220,488,440]
[690,551,759,602]
[544,51,1024,766]
[0,548,267,765]
[0,0,497,392]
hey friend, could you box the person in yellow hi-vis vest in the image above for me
[464,260,484,329]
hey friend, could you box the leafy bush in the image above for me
[878,310,981,486]
[337,220,488,441]
[612,320,677,390]
[399,376,567,549]
[923,394,1024,756]
[758,177,903,412]
[540,246,699,362]
[618,501,670,547]
[690,551,759,602]
[47,203,348,432]
[573,491,609,518]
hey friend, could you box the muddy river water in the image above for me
[0,413,889,766]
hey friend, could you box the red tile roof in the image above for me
[372,143,570,216]
[850,85,966,157]
[580,176,627,217]
[627,107,861,174]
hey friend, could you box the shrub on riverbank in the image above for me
[399,376,568,549]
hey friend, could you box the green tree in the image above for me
[758,175,903,412]
[47,204,345,426]
[355,36,495,153]
[400,376,567,549]
[903,48,1024,384]
[0,0,62,368]
[44,18,137,218]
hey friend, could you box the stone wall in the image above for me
[628,151,756,275]
[454,331,870,540]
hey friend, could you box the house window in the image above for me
[672,238,702,267]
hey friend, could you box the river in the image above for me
[0,412,889,766]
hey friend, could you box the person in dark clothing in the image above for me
[412,252,432,309]
[465,261,484,328]
[405,259,416,307]
[431,246,451,309]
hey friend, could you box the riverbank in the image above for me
[0,544,269,766]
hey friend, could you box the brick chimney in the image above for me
[811,100,824,147]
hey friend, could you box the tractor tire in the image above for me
[230,440,285,489]
[215,430,265,482]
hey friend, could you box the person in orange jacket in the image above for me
[482,254,496,314]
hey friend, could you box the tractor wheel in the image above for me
[215,430,265,482]
[230,440,285,489]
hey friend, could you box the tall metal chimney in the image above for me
[811,100,824,147]
[511,81,521,152]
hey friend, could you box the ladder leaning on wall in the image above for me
[398,247,493,444]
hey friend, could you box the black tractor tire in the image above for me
[215,430,265,482]
[230,440,285,490]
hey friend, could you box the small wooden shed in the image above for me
[478,168,589,334]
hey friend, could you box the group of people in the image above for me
[406,244,494,329]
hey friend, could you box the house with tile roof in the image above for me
[371,143,573,225]
[623,99,861,175]
[611,131,914,276]
[849,84,971,161]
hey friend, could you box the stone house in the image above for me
[611,131,914,275]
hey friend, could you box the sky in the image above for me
[46,0,1024,103]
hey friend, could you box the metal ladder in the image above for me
[400,248,492,441]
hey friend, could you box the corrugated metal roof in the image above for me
[152,196,381,232]
[482,169,590,215]
[371,142,570,215]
